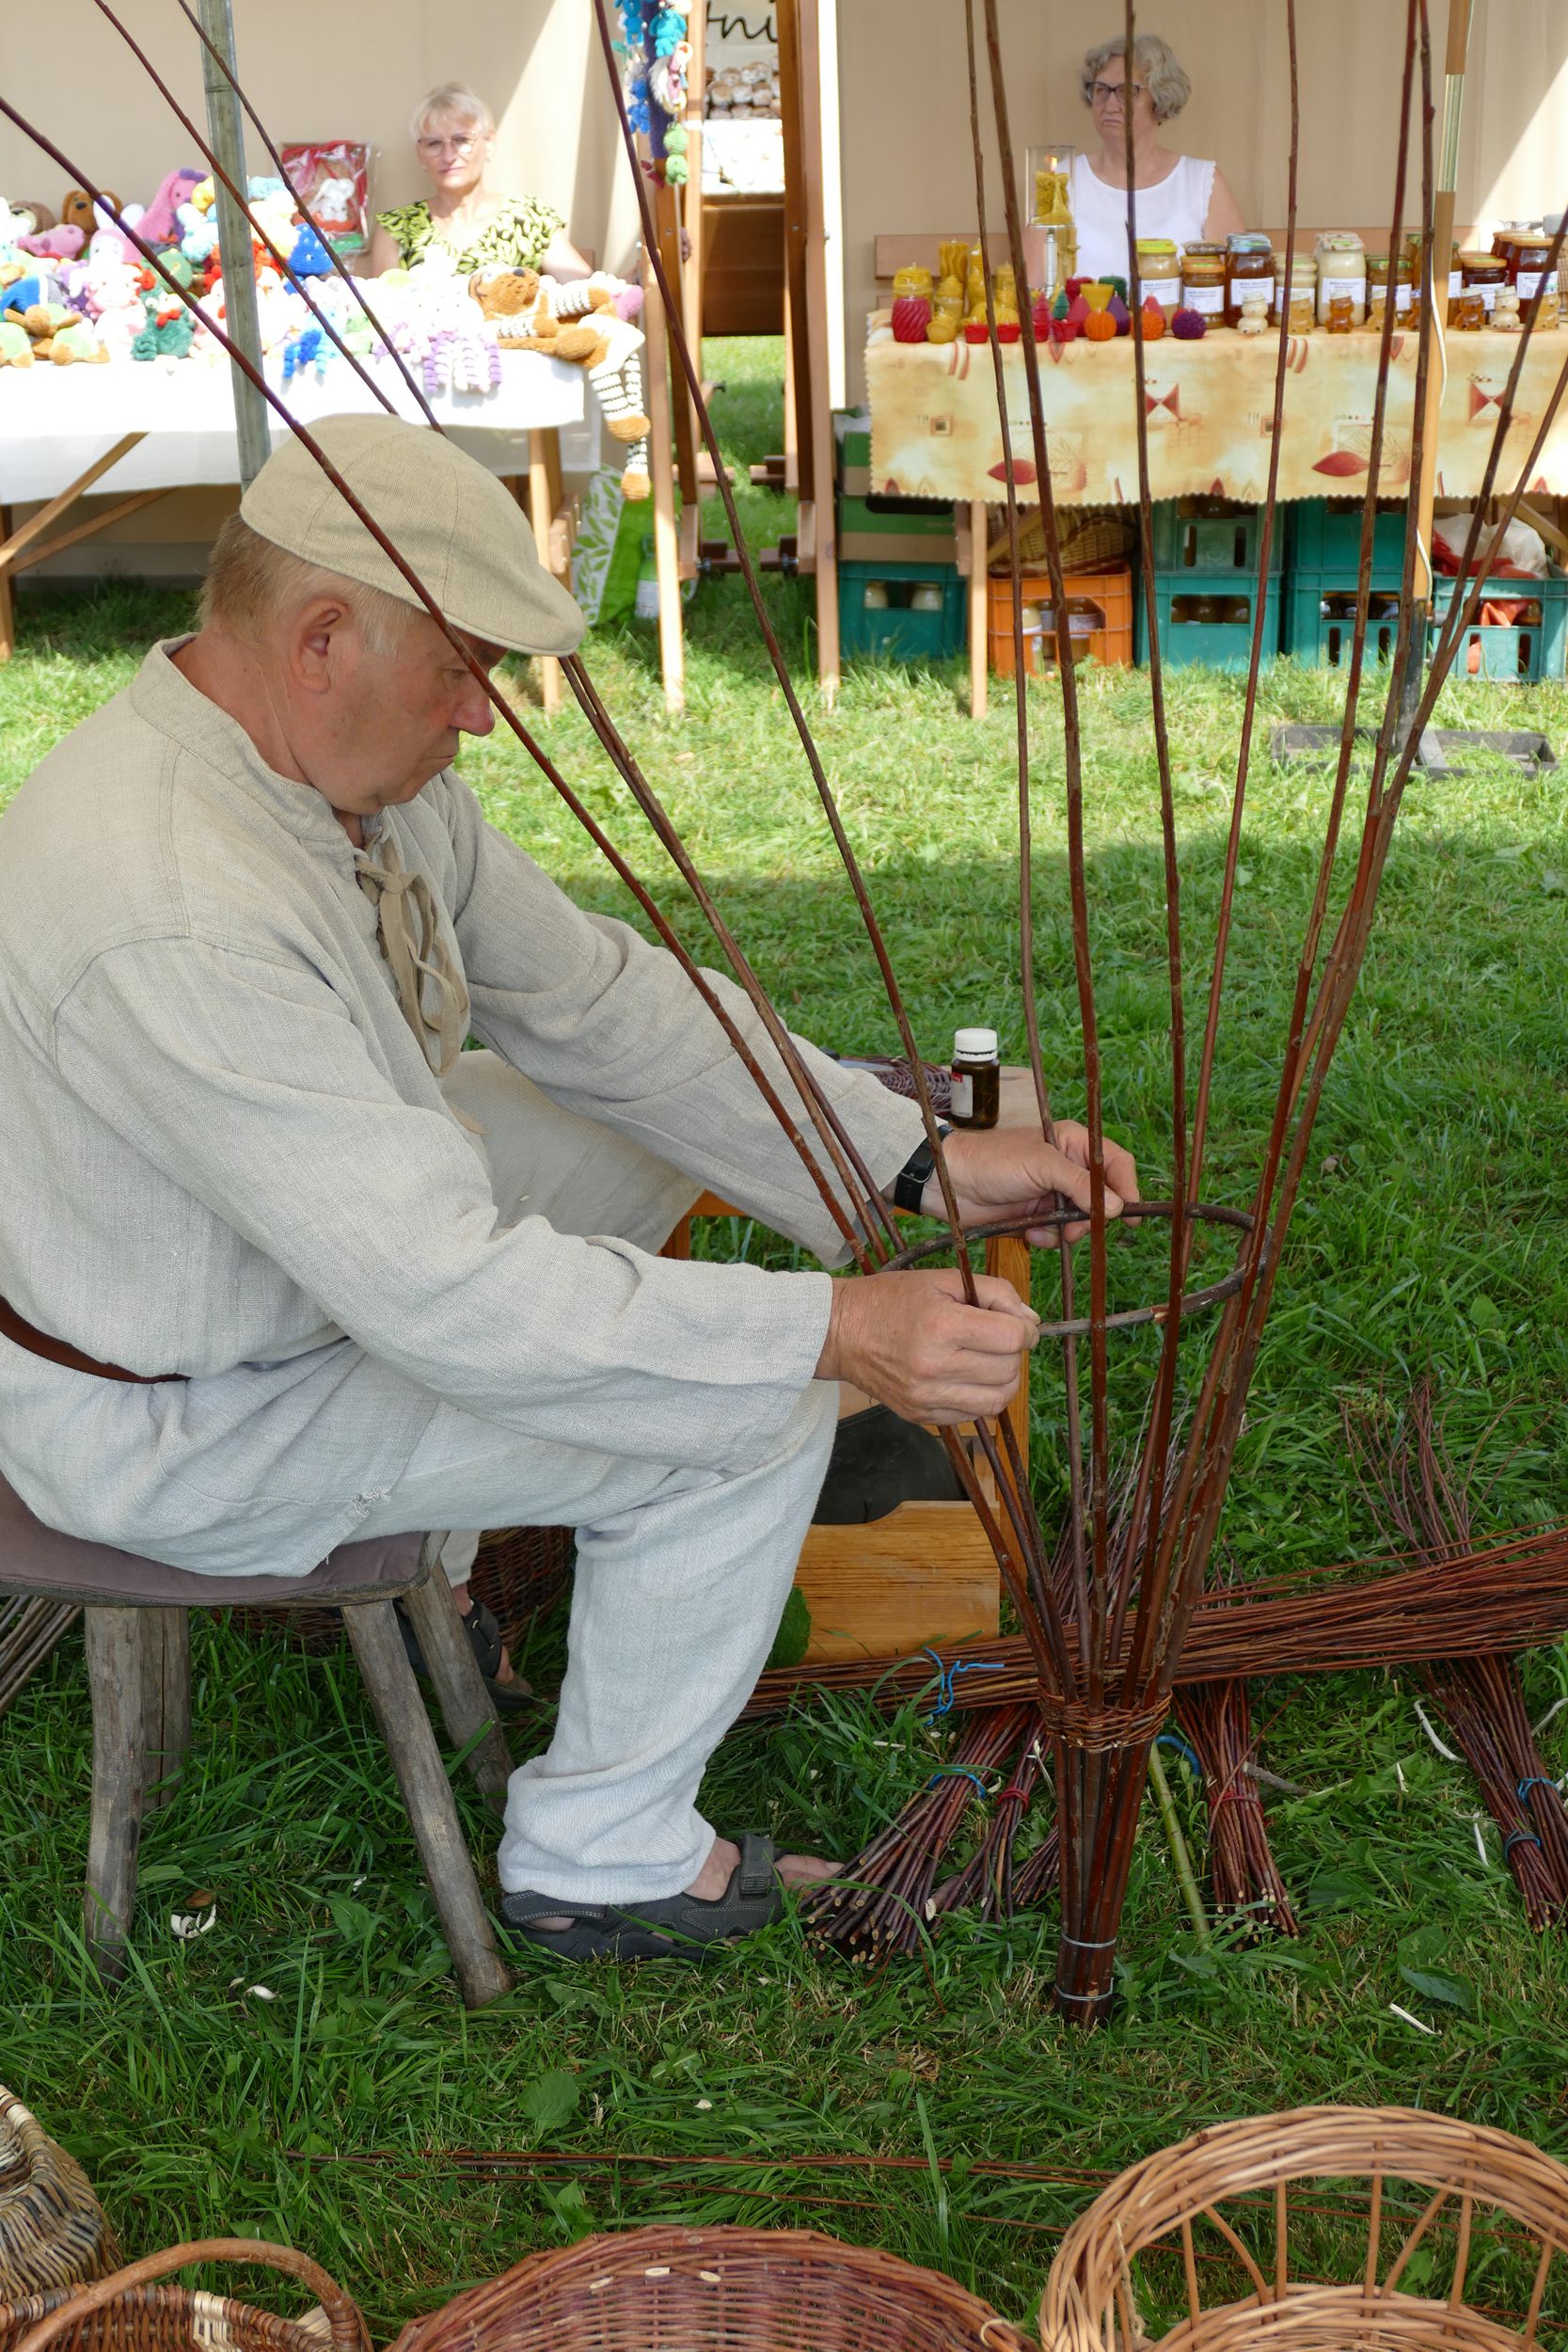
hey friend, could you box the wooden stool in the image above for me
[0,1476,514,2010]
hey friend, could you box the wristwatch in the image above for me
[892,1122,952,1215]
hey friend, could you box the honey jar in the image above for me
[1275,251,1317,332]
[1316,232,1367,326]
[1460,250,1507,317]
[1224,232,1275,328]
[1180,241,1226,319]
[1135,237,1180,315]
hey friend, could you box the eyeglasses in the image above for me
[1088,79,1148,103]
[418,134,481,158]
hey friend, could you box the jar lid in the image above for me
[1316,230,1366,253]
[1135,238,1178,255]
[1181,242,1224,258]
[954,1027,999,1057]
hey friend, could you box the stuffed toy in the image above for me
[3,298,103,362]
[471,267,651,498]
[287,220,334,278]
[62,189,120,235]
[19,225,86,262]
[177,202,220,267]
[0,318,33,366]
[5,200,55,238]
[139,168,205,248]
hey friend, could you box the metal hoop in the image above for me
[885,1199,1260,1341]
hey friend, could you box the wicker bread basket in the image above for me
[0,2090,118,2312]
[385,2225,1031,2352]
[1043,2106,1568,2352]
[6,2239,367,2352]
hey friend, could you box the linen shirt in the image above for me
[0,643,922,1573]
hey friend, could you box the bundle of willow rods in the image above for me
[742,1519,1568,1723]
[807,1704,1032,1959]
[1349,1386,1568,1928]
[1176,1679,1299,1935]
[16,0,1568,2024]
[932,1712,1051,1926]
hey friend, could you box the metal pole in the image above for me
[198,0,270,486]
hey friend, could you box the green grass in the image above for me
[4,338,1568,2336]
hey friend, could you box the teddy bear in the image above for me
[470,267,651,499]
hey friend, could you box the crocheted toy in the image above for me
[471,269,651,497]
[177,202,220,267]
[288,221,334,278]
[139,168,204,248]
[0,319,32,366]
[282,322,329,386]
[18,225,85,261]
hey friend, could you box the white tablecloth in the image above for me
[0,349,592,503]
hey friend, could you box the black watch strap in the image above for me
[892,1123,951,1214]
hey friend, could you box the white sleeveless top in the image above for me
[1069,151,1216,280]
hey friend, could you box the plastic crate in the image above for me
[1284,577,1406,667]
[1136,574,1283,670]
[988,564,1134,674]
[838,492,955,536]
[1287,498,1411,576]
[1429,568,1568,681]
[840,558,966,662]
[1149,498,1284,579]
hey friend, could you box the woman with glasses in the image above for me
[366,81,592,280]
[1069,35,1243,282]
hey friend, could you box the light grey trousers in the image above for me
[354,1053,839,1905]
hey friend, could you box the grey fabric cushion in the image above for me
[0,1474,424,1608]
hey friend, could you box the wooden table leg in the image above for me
[968,499,989,719]
[84,1606,148,1978]
[528,427,562,714]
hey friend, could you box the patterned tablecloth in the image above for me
[864,317,1568,505]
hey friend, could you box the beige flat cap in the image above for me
[241,412,585,657]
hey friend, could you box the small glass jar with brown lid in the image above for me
[1460,250,1508,318]
[1180,241,1226,320]
[1224,233,1275,328]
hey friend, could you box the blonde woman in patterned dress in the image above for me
[365,81,593,281]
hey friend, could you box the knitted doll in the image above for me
[471,267,651,499]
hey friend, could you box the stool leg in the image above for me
[84,1607,148,1978]
[402,1566,514,1812]
[141,1610,191,1812]
[341,1599,512,2010]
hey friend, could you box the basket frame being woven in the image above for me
[1042,2106,1568,2352]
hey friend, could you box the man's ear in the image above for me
[289,596,356,696]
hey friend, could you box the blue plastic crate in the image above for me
[839,558,966,663]
[1149,499,1284,579]
[1429,569,1568,682]
[1287,499,1411,576]
[1136,573,1282,670]
[1284,576,1406,667]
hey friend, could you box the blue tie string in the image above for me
[920,1645,1007,1724]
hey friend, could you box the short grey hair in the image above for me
[410,81,495,144]
[199,515,416,659]
[1081,34,1191,123]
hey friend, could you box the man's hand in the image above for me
[815,1266,1040,1425]
[918,1120,1139,1247]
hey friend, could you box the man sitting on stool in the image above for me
[0,415,1137,1960]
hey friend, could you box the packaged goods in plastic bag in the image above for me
[1432,509,1547,577]
[279,141,370,257]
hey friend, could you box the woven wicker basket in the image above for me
[989,506,1137,577]
[1043,2106,1568,2352]
[0,2090,118,2311]
[230,1523,575,1656]
[5,2238,367,2352]
[385,2225,1031,2352]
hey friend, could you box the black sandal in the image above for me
[499,1831,788,1960]
[396,1594,533,1715]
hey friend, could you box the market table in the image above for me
[0,350,590,699]
[864,321,1568,713]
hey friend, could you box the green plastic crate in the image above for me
[838,492,955,537]
[1429,568,1568,681]
[1287,498,1411,576]
[1136,573,1282,670]
[840,558,966,662]
[1149,498,1284,579]
[1284,575,1406,667]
